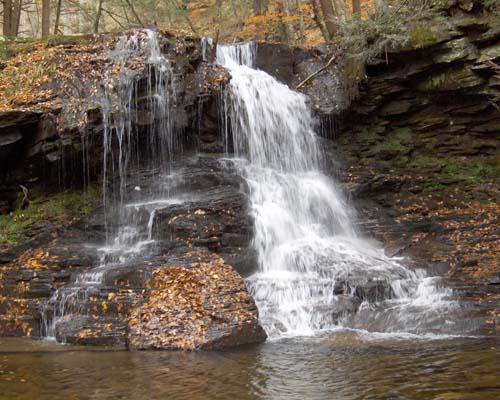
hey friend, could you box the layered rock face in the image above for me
[0,32,265,348]
[0,152,263,347]
[0,31,228,213]
[1,3,498,346]
[331,3,499,334]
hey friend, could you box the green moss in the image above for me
[343,54,366,81]
[409,25,438,48]
[417,71,450,91]
[1,61,58,97]
[371,128,412,153]
[416,66,482,92]
[442,161,500,183]
[0,187,98,245]
[42,35,88,47]
[408,155,445,170]
[407,152,499,189]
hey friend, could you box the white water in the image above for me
[41,30,180,339]
[201,37,214,62]
[217,42,457,338]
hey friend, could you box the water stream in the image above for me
[1,336,498,400]
[217,42,458,338]
[42,34,461,341]
[6,30,496,400]
[41,30,180,338]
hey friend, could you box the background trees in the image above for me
[0,0,373,43]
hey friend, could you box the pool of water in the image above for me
[0,333,498,400]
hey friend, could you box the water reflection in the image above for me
[0,334,498,400]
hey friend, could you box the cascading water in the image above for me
[41,30,180,339]
[201,37,214,62]
[217,42,457,338]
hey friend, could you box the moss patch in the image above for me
[365,128,412,162]
[441,160,500,184]
[0,187,98,245]
[416,66,483,92]
[409,25,438,49]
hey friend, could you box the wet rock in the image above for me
[353,280,395,303]
[349,174,404,197]
[55,316,128,347]
[153,155,256,276]
[314,295,362,321]
[0,110,41,130]
[0,130,22,147]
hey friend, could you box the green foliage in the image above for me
[0,187,98,245]
[417,71,451,91]
[406,154,499,187]
[0,61,55,97]
[0,37,37,62]
[42,35,89,47]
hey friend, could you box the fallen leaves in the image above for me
[128,249,262,350]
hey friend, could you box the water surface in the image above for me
[1,334,498,399]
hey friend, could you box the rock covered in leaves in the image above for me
[128,254,266,350]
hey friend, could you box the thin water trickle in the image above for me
[41,30,180,339]
[217,42,457,338]
[201,37,213,62]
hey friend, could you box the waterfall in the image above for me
[41,30,180,339]
[99,29,179,264]
[217,42,457,338]
[201,37,213,62]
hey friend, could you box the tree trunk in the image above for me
[253,0,262,15]
[352,0,361,15]
[41,0,50,37]
[310,0,330,42]
[12,0,22,36]
[94,0,103,33]
[124,0,143,26]
[3,0,13,36]
[332,0,346,20]
[275,1,289,43]
[54,0,62,34]
[318,0,337,39]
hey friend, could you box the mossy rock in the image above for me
[408,20,460,50]
[416,66,484,91]
[0,186,98,245]
[363,128,414,163]
[409,25,439,49]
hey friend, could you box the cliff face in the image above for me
[330,2,499,334]
[0,32,225,213]
[0,3,498,344]
[0,32,266,346]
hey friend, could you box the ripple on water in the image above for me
[0,335,498,400]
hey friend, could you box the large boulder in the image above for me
[128,252,266,350]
